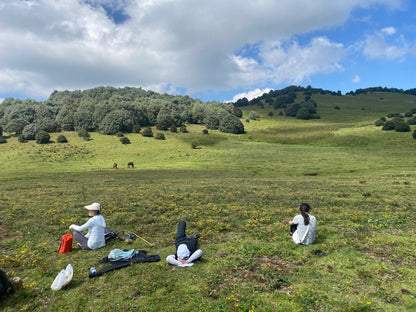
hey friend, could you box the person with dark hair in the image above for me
[69,202,106,250]
[166,220,203,267]
[288,203,316,245]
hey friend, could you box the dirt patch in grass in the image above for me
[254,255,293,275]
[0,224,17,240]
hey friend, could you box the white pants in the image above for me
[166,249,203,266]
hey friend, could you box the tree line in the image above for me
[0,86,245,141]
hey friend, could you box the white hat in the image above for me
[177,244,190,259]
[84,203,101,211]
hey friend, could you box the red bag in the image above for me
[58,233,73,254]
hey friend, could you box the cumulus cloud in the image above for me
[0,0,404,99]
[363,27,410,60]
[231,37,345,87]
[352,75,360,83]
[229,88,273,103]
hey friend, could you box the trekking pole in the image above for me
[132,233,154,246]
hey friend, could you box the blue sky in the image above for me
[0,0,415,103]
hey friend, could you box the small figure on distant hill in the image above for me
[166,220,202,267]
[69,203,106,250]
[288,203,316,245]
[113,163,118,169]
[128,162,134,168]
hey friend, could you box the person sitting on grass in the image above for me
[69,202,106,250]
[288,203,316,245]
[166,220,203,267]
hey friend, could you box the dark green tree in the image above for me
[5,118,29,134]
[99,110,134,135]
[218,114,244,134]
[284,103,301,117]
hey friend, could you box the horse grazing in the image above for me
[113,163,118,169]
[128,162,134,168]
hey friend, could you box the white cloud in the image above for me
[381,26,396,35]
[0,0,404,99]
[352,75,360,83]
[231,37,346,87]
[362,29,410,60]
[229,88,273,103]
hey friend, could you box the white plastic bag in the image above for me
[51,264,73,291]
[292,230,301,244]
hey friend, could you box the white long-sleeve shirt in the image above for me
[70,215,106,250]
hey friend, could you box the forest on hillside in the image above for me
[2,85,416,144]
[0,86,245,140]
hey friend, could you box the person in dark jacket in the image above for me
[166,220,202,267]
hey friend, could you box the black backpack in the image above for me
[104,229,118,242]
[0,269,12,298]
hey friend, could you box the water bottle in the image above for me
[90,267,96,274]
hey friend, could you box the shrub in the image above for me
[413,130,416,139]
[155,133,165,140]
[0,125,2,137]
[35,131,50,144]
[248,111,260,120]
[169,125,177,133]
[78,129,90,140]
[21,123,38,140]
[374,119,385,126]
[382,121,395,131]
[334,105,340,110]
[407,118,416,125]
[202,129,209,135]
[404,111,413,117]
[380,117,387,121]
[180,125,188,133]
[387,113,400,118]
[18,134,26,143]
[394,120,410,132]
[0,137,7,144]
[116,132,124,137]
[268,111,273,116]
[57,135,68,143]
[120,137,131,144]
[133,125,141,133]
[142,127,153,137]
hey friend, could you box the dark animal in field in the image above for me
[128,162,134,168]
[113,163,118,169]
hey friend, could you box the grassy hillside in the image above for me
[1,92,416,311]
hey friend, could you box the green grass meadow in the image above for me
[1,93,416,311]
